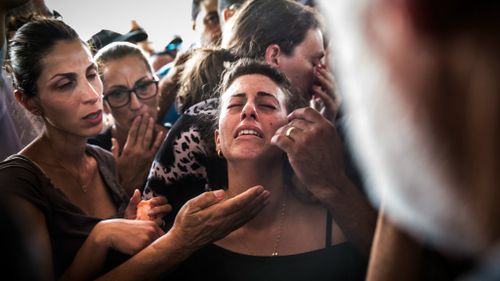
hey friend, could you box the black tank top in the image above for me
[165,212,367,281]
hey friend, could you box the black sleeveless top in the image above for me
[0,145,129,278]
[165,213,367,281]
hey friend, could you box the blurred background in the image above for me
[45,0,195,52]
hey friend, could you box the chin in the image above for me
[84,124,104,138]
[229,150,262,161]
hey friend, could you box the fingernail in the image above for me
[255,185,265,192]
[261,189,270,197]
[213,189,225,200]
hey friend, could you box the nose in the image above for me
[240,102,257,121]
[82,80,100,105]
[128,91,143,111]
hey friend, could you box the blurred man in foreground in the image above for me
[319,0,500,279]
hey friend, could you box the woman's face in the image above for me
[278,28,325,99]
[216,74,288,161]
[101,55,158,132]
[35,40,103,138]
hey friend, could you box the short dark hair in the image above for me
[218,58,306,114]
[8,18,80,97]
[223,0,321,59]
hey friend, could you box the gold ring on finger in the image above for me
[285,126,296,140]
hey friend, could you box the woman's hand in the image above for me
[311,64,341,121]
[112,114,164,194]
[168,186,270,253]
[123,189,172,227]
[92,219,164,256]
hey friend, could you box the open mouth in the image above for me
[234,126,263,139]
[83,110,102,121]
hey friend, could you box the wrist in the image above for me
[91,221,112,249]
[153,231,196,261]
[313,172,354,205]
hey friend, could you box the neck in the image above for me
[227,157,288,228]
[41,126,88,164]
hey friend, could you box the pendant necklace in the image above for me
[47,152,97,193]
[57,158,97,193]
[271,195,288,256]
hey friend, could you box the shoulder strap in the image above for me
[326,211,333,247]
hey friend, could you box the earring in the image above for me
[217,148,224,158]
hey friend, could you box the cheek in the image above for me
[218,115,234,145]
[40,96,74,119]
[110,108,132,125]
[269,115,288,132]
[145,99,159,117]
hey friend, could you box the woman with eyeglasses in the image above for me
[89,42,168,194]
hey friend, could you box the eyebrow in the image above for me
[48,62,97,82]
[230,91,279,101]
[256,91,278,100]
[107,75,151,91]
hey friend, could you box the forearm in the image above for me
[319,174,378,256]
[366,211,422,281]
[60,225,109,281]
[96,232,193,281]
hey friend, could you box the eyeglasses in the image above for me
[104,79,159,109]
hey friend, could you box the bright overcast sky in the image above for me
[45,0,196,52]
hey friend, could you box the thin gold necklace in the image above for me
[271,195,287,256]
[42,149,97,193]
[57,158,97,193]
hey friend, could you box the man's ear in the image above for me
[192,21,197,31]
[264,44,282,68]
[14,89,41,115]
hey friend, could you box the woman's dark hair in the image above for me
[177,47,238,113]
[94,41,154,80]
[8,18,80,97]
[223,0,321,59]
[218,58,306,114]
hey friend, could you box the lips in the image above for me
[234,125,263,139]
[83,110,102,123]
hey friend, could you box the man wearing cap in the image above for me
[88,28,148,55]
[150,36,182,72]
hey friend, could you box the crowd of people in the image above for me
[1,0,499,280]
